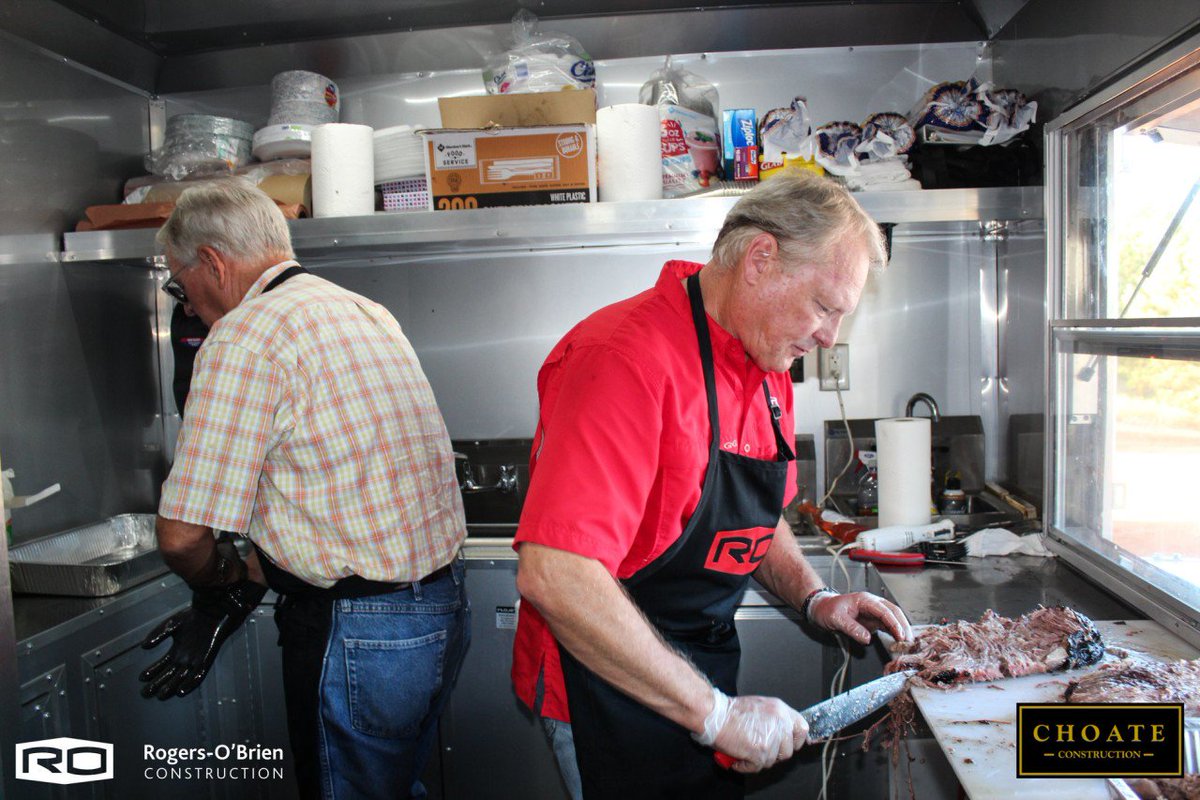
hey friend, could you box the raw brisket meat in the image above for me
[1065,659,1200,714]
[1125,775,1200,800]
[886,606,1105,686]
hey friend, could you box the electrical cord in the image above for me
[814,365,859,800]
[816,541,857,800]
[819,372,856,509]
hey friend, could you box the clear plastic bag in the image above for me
[483,9,595,95]
[638,57,722,197]
[145,114,254,181]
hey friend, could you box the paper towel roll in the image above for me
[311,123,375,218]
[875,417,932,527]
[596,104,663,202]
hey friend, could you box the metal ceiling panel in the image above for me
[46,0,985,60]
[0,0,160,92]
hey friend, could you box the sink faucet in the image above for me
[454,453,519,495]
[905,392,941,422]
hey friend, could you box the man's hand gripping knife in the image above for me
[693,686,809,773]
[139,535,267,700]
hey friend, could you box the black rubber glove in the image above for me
[139,580,267,700]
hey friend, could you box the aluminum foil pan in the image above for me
[9,514,166,597]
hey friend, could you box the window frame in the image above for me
[1044,30,1200,649]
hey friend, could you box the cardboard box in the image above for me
[438,89,597,128]
[722,109,759,181]
[423,125,596,210]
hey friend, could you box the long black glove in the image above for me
[139,580,267,700]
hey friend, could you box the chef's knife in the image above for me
[714,669,916,768]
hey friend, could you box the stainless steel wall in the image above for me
[0,37,153,541]
[991,0,1200,119]
[307,222,1004,495]
[0,36,149,790]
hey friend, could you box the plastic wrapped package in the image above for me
[251,71,340,162]
[124,158,313,205]
[267,70,339,126]
[483,9,595,94]
[908,78,1036,146]
[146,114,254,180]
[638,58,722,197]
[760,98,817,169]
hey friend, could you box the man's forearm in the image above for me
[753,518,827,610]
[156,516,266,588]
[517,543,715,733]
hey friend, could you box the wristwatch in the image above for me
[801,586,838,623]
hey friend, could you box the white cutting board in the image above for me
[906,620,1199,800]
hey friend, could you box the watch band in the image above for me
[801,586,838,622]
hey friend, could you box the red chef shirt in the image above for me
[511,259,798,722]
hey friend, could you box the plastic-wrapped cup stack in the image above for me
[311,123,375,217]
[269,70,339,126]
[253,71,340,162]
[148,114,254,179]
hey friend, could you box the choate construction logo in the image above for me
[16,737,114,784]
[1017,703,1184,778]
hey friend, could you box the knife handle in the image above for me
[714,752,737,769]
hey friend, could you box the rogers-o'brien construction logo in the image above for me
[16,737,114,784]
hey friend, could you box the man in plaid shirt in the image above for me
[140,180,469,800]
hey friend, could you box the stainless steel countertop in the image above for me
[13,544,1145,646]
[13,573,188,644]
[870,554,1144,624]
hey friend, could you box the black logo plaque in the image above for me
[1017,704,1184,778]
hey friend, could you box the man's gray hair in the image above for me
[156,178,294,267]
[710,170,887,272]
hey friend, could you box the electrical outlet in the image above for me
[818,344,849,391]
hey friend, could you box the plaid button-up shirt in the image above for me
[159,261,465,587]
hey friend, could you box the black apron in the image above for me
[238,264,335,799]
[560,272,796,800]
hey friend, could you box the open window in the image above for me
[1046,33,1200,643]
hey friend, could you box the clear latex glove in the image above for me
[692,687,808,772]
[808,591,913,644]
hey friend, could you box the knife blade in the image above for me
[715,669,916,768]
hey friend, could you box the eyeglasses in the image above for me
[161,261,199,303]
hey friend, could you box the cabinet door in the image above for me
[439,562,568,800]
[18,664,70,800]
[82,611,214,800]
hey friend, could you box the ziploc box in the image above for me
[423,125,596,210]
[722,109,759,181]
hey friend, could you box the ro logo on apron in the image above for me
[705,527,775,574]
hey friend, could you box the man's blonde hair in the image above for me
[710,170,887,272]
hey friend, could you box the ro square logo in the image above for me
[16,737,114,784]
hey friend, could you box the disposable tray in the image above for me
[9,514,165,597]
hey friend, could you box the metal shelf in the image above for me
[61,186,1043,264]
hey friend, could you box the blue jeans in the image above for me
[540,716,583,800]
[316,559,470,800]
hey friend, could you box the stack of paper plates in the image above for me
[253,124,313,161]
[374,125,426,183]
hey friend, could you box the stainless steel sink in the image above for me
[9,514,166,597]
[825,492,1024,531]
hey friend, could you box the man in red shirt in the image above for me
[511,170,913,799]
